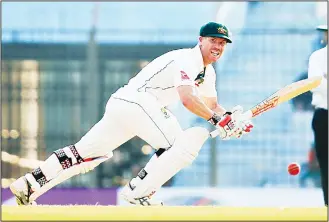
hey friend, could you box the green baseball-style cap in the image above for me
[199,22,232,43]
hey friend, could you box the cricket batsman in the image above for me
[10,22,254,206]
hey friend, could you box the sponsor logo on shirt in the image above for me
[180,71,190,80]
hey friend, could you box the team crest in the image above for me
[217,27,227,35]
[195,71,205,86]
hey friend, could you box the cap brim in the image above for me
[204,34,232,43]
[316,25,327,31]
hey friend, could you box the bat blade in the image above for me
[210,76,323,138]
[249,76,322,118]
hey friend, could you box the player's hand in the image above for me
[208,105,253,140]
[235,118,254,138]
[230,106,254,139]
[208,109,240,140]
[216,113,237,140]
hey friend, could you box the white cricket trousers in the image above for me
[74,92,183,159]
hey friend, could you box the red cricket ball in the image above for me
[288,162,300,176]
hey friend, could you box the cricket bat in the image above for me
[210,76,323,138]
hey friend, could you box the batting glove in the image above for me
[208,105,254,140]
[230,105,254,139]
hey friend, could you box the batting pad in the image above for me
[2,206,327,221]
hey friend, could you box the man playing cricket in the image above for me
[10,22,254,206]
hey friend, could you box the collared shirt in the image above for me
[308,46,327,110]
[114,45,217,106]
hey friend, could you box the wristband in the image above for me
[208,113,222,126]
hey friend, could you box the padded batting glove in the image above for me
[208,105,254,140]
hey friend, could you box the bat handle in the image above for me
[209,110,253,139]
[209,129,220,138]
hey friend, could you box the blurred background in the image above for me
[1,2,327,206]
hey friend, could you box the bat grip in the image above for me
[209,110,253,139]
[209,129,220,138]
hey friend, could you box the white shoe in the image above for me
[123,195,163,206]
[10,176,37,206]
[120,181,163,206]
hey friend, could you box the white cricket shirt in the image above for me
[113,45,217,107]
[308,46,327,110]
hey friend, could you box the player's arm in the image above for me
[177,85,215,120]
[201,96,227,116]
[174,63,252,139]
[177,85,251,139]
[175,75,243,140]
[197,68,227,116]
[196,68,253,139]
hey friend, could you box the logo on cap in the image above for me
[217,27,227,35]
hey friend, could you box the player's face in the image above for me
[199,36,227,65]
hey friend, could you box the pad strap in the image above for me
[31,167,47,187]
[53,145,84,169]
[208,113,222,125]
[69,145,84,164]
[155,148,166,157]
[54,149,73,169]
